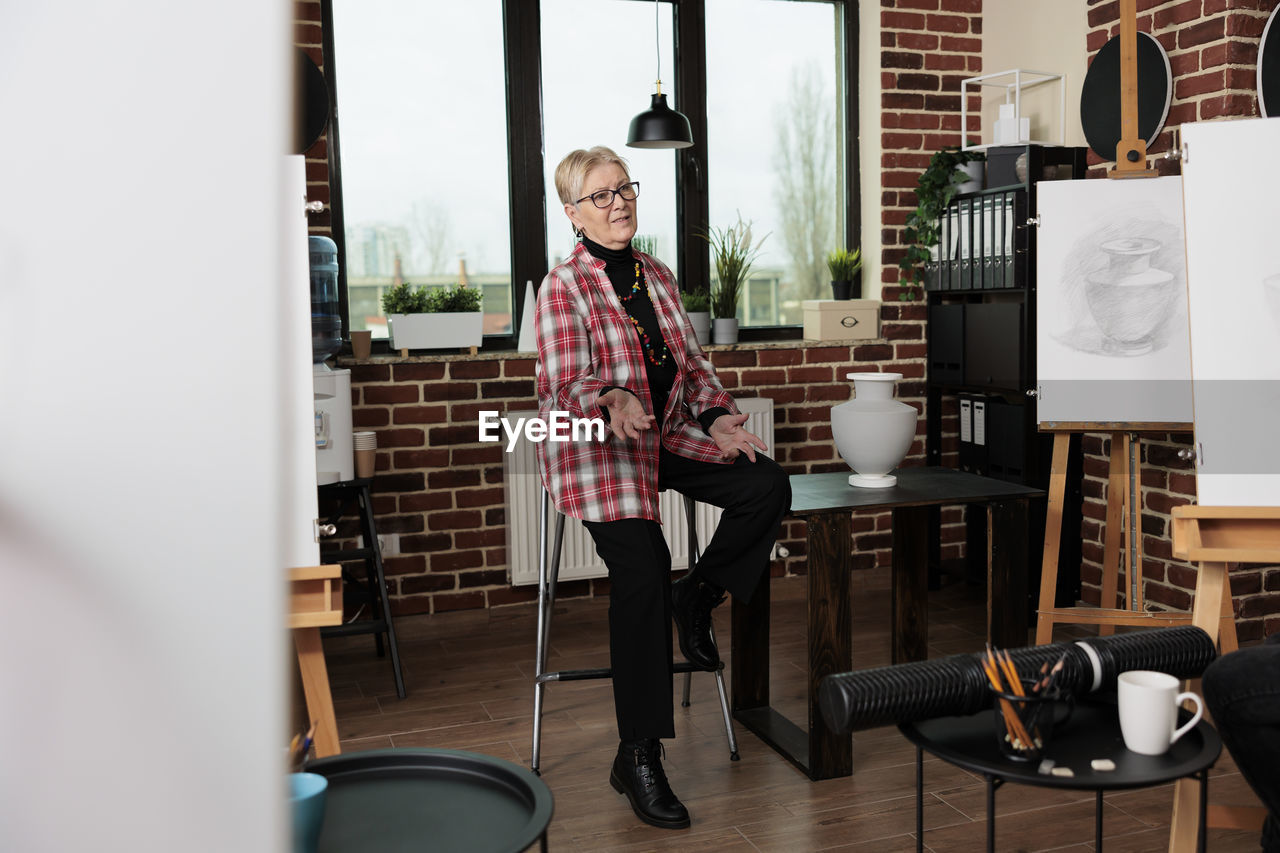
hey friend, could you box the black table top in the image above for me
[899,698,1220,791]
[788,467,1046,516]
[307,747,554,853]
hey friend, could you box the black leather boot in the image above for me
[609,739,690,829]
[671,573,726,670]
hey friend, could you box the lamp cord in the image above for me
[654,0,661,93]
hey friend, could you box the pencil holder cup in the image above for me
[991,681,1072,762]
[289,772,328,853]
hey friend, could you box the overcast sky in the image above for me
[332,0,838,277]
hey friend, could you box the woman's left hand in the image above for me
[709,413,768,462]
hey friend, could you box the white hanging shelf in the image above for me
[960,68,1066,151]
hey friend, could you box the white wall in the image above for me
[0,3,297,851]
[859,0,884,297]
[980,0,1088,148]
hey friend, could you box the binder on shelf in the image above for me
[937,209,950,292]
[958,394,989,475]
[981,196,995,290]
[1004,192,1019,286]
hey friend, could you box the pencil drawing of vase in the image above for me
[831,372,917,488]
[1084,237,1178,356]
[1266,274,1280,331]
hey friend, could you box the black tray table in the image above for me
[899,698,1220,852]
[307,748,554,853]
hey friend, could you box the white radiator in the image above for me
[504,397,775,586]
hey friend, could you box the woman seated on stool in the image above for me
[534,145,791,829]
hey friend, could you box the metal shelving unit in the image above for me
[923,144,1089,612]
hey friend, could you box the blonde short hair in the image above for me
[554,146,631,206]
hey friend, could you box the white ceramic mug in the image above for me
[1117,670,1203,756]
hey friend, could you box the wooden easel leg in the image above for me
[1035,433,1071,645]
[1099,433,1127,635]
[294,627,342,758]
[1169,561,1230,852]
[1217,579,1239,654]
[1131,434,1146,615]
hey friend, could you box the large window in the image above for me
[330,0,513,337]
[325,0,857,348]
[540,0,679,271]
[707,0,843,327]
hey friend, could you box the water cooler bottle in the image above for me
[310,236,353,484]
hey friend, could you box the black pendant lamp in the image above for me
[626,0,694,149]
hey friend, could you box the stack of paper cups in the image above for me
[353,431,377,479]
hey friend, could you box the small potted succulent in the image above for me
[381,282,484,351]
[702,214,767,345]
[826,247,863,300]
[681,289,711,346]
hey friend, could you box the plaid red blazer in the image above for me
[535,241,739,523]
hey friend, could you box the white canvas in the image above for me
[1181,118,1280,507]
[1035,176,1193,424]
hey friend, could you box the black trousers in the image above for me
[581,446,791,740]
[1202,633,1280,852]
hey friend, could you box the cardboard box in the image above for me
[802,299,881,341]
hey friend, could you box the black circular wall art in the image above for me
[1080,32,1173,162]
[1260,3,1280,118]
[294,48,330,154]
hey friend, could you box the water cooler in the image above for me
[311,236,353,484]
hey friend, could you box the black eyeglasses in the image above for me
[575,181,640,209]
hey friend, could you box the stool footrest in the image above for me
[536,660,724,684]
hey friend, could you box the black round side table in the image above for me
[899,698,1220,852]
[306,748,554,852]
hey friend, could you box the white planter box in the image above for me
[386,312,484,351]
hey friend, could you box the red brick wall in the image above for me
[878,0,984,298]
[343,343,947,616]
[295,0,332,235]
[1078,0,1278,642]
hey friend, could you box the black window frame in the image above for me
[320,0,859,352]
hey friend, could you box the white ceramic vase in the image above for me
[830,372,917,488]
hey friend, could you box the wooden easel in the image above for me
[1167,507,1280,852]
[1111,0,1159,180]
[1035,0,1216,642]
[1033,424,1240,644]
[289,564,343,758]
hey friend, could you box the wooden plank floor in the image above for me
[317,568,1262,852]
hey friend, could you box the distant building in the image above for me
[344,223,411,278]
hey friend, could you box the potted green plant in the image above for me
[680,290,711,346]
[896,146,985,301]
[826,247,863,300]
[381,282,484,351]
[702,215,767,345]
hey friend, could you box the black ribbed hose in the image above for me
[817,626,1216,734]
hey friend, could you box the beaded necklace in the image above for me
[619,261,669,367]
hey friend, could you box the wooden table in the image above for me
[730,467,1045,780]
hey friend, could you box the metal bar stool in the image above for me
[530,489,739,775]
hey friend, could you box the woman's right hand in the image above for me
[598,389,655,441]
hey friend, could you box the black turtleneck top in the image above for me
[582,236,727,436]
